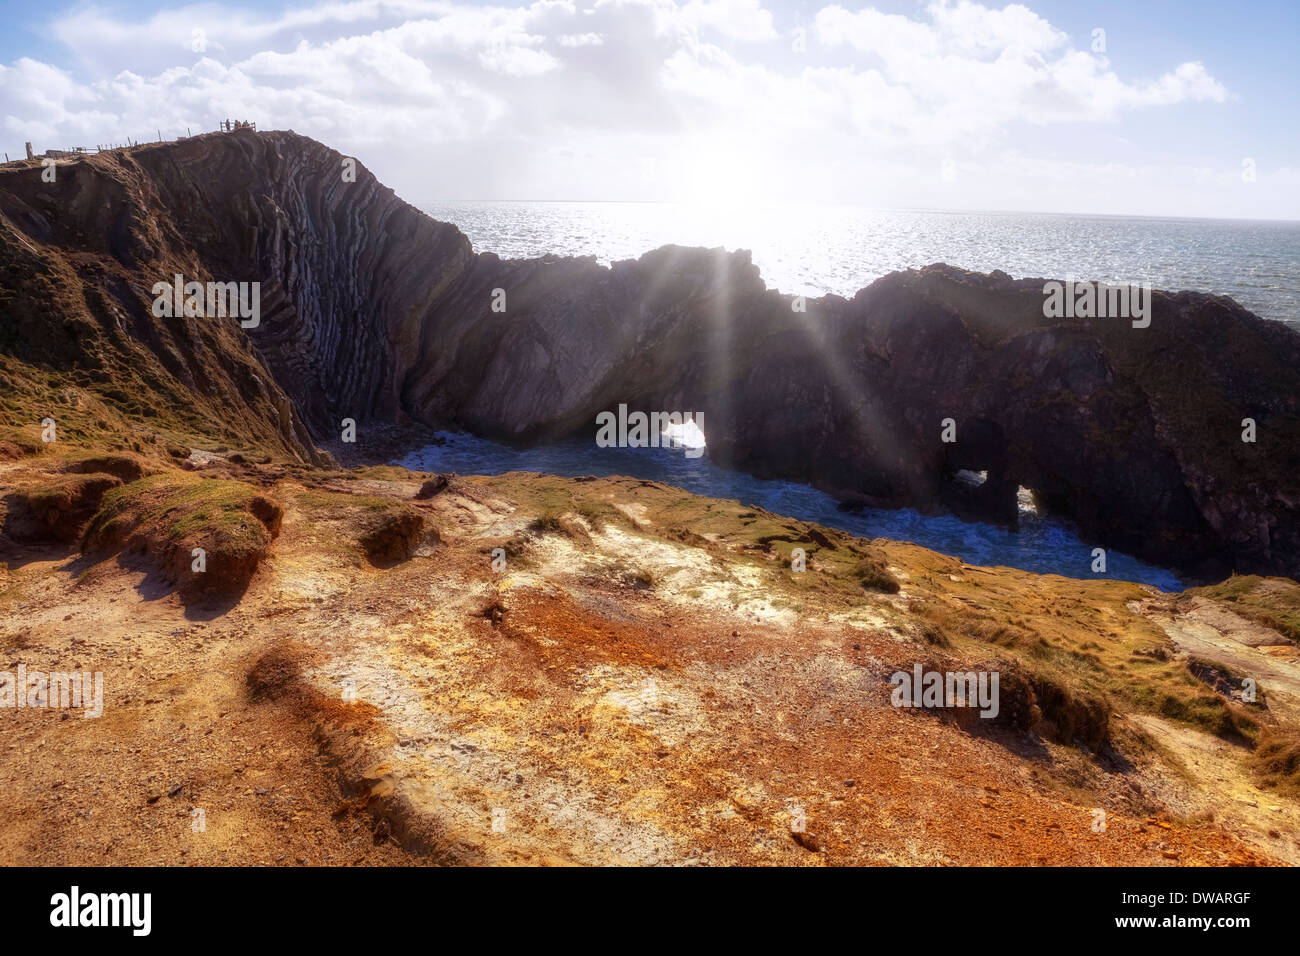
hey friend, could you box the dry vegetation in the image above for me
[0,438,1296,865]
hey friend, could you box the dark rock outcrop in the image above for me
[415,475,450,499]
[1,129,1297,580]
[357,506,426,565]
[2,473,123,544]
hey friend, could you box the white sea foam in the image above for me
[396,431,1185,591]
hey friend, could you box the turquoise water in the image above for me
[396,432,1185,591]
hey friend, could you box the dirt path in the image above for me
[1129,714,1297,864]
[1137,597,1300,721]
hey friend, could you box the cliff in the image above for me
[1,128,1298,581]
[2,132,1299,865]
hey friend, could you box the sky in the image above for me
[0,0,1296,218]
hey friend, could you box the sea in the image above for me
[397,202,1300,590]
[418,201,1300,326]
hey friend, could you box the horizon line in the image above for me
[408,199,1300,225]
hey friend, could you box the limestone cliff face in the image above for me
[1,129,1298,580]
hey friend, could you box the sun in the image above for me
[678,136,765,208]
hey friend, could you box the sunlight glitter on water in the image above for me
[418,201,1300,326]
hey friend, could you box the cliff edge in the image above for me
[2,128,1298,580]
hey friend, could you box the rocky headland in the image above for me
[0,130,1297,865]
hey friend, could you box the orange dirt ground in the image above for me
[0,458,1296,866]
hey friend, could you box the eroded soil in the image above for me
[1,458,1297,866]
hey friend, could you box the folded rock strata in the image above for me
[1,129,1297,581]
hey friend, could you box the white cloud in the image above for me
[477,45,560,75]
[1129,61,1227,107]
[558,32,605,46]
[0,0,1266,216]
[679,0,777,42]
[927,0,1066,55]
[815,0,1226,131]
